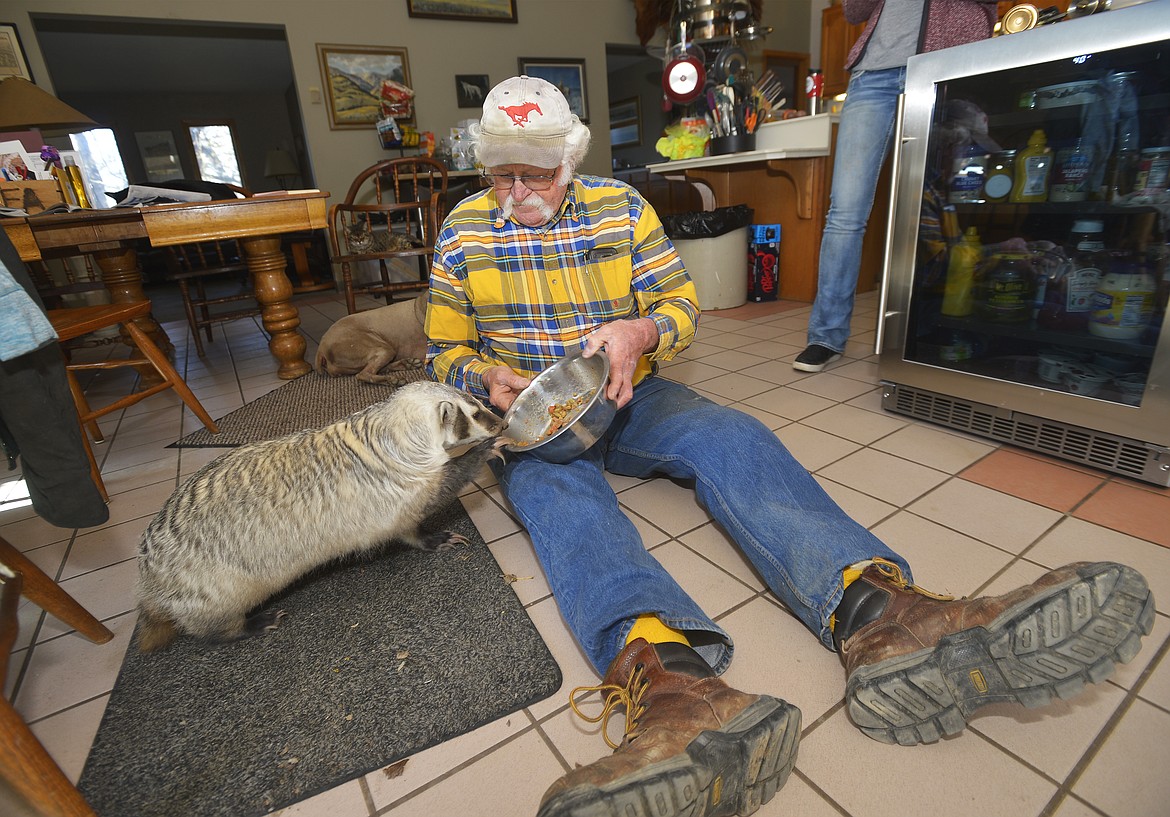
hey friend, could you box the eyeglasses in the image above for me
[481,172,557,191]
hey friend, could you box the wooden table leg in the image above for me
[239,234,310,379]
[91,245,171,385]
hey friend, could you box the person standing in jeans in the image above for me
[794,0,1000,372]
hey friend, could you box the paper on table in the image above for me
[111,185,213,207]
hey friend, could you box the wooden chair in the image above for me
[328,157,448,314]
[1,534,112,817]
[47,301,220,501]
[164,237,260,357]
[25,256,106,311]
[163,185,261,356]
[282,229,336,295]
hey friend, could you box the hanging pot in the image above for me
[711,44,748,83]
[663,52,706,104]
[734,21,772,42]
[686,0,752,42]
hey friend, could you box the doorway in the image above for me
[30,16,311,196]
[605,43,671,171]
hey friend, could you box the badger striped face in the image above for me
[437,392,506,450]
[388,381,506,451]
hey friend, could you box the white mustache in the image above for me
[501,191,555,222]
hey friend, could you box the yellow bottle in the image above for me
[50,165,80,208]
[63,156,92,208]
[1010,129,1052,203]
[941,226,981,316]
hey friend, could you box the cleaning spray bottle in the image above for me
[941,226,982,316]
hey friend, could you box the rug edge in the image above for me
[263,664,564,815]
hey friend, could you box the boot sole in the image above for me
[536,695,801,817]
[846,562,1155,746]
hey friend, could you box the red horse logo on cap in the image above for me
[499,101,542,127]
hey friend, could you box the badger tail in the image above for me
[136,604,179,653]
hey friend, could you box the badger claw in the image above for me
[243,608,288,637]
[412,530,469,551]
[437,531,470,550]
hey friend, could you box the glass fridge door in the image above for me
[901,34,1169,411]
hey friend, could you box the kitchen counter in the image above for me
[648,113,838,174]
[644,113,889,302]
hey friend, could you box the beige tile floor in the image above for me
[4,287,1168,817]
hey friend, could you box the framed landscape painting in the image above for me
[317,44,412,129]
[407,0,517,23]
[517,58,588,123]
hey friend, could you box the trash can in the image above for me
[662,205,754,311]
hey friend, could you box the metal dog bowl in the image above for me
[502,350,616,463]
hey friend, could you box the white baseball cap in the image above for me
[475,75,578,169]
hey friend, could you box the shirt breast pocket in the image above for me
[580,251,636,321]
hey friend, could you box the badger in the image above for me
[315,292,428,385]
[135,380,506,652]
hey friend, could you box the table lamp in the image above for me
[0,76,97,132]
[264,148,299,189]
[0,77,98,209]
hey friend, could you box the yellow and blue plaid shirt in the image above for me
[426,174,700,400]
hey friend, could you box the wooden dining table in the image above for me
[1,190,329,379]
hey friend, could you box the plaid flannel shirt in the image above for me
[426,175,699,401]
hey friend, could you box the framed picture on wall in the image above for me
[316,43,413,129]
[455,74,490,108]
[609,97,641,147]
[134,131,184,182]
[517,58,588,123]
[407,0,517,23]
[0,23,32,81]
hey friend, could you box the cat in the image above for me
[343,221,425,255]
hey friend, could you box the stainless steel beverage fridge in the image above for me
[877,0,1170,486]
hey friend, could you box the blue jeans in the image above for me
[496,377,910,675]
[807,67,906,353]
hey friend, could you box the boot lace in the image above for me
[568,662,651,750]
[871,556,954,600]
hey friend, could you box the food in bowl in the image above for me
[502,350,617,462]
[508,392,593,447]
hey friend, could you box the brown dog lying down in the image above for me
[315,292,428,385]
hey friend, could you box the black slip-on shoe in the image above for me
[793,344,842,372]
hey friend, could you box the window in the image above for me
[186,121,243,187]
[69,128,128,206]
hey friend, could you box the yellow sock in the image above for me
[626,614,690,647]
[829,561,872,632]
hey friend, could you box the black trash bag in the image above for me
[661,204,754,240]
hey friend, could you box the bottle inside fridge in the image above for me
[903,35,1170,410]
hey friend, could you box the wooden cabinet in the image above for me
[821,3,866,98]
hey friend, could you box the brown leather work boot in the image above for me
[536,638,801,817]
[835,559,1154,746]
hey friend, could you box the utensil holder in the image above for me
[709,133,757,156]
